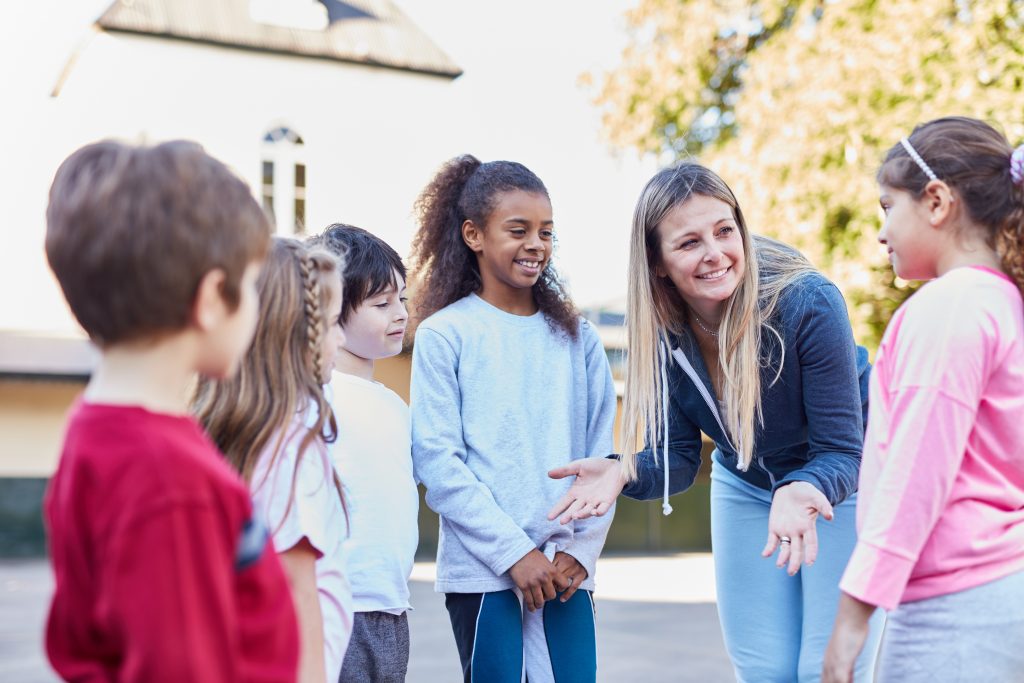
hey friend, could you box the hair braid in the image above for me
[299,253,325,380]
[193,238,347,535]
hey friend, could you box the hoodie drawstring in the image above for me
[659,338,674,516]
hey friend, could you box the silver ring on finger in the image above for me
[779,536,792,545]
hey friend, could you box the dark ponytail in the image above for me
[408,155,482,333]
[997,197,1024,296]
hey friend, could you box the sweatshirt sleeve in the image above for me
[622,360,704,501]
[410,327,537,576]
[840,292,989,610]
[839,389,976,609]
[774,282,863,505]
[563,323,618,580]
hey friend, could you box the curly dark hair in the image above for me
[409,154,579,338]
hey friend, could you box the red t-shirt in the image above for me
[45,401,299,682]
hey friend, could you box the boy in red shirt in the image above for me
[43,140,299,682]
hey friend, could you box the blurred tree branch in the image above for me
[597,0,1024,347]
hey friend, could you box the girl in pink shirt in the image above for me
[823,117,1024,682]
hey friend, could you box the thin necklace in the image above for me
[691,312,720,338]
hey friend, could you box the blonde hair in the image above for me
[621,163,817,477]
[193,237,345,525]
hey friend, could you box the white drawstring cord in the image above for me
[659,338,674,516]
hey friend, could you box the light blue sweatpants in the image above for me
[711,459,884,682]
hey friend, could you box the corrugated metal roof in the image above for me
[96,0,462,78]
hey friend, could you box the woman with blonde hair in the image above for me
[549,163,883,681]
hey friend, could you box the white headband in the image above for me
[899,137,938,181]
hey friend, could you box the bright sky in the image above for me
[391,0,658,308]
[0,1,657,332]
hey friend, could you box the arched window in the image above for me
[261,126,307,235]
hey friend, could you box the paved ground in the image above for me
[1,555,734,682]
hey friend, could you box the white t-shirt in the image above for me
[251,410,353,681]
[330,372,418,614]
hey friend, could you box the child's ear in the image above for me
[923,179,955,228]
[462,220,484,253]
[192,268,229,332]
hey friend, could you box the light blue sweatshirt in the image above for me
[411,294,617,593]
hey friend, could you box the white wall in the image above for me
[0,1,658,341]
[1,19,458,336]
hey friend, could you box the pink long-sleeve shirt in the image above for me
[840,266,1024,610]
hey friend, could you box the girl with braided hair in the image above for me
[194,237,352,683]
[823,117,1024,682]
[409,155,617,682]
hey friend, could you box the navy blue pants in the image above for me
[444,589,597,683]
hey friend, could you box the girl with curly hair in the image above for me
[408,155,617,683]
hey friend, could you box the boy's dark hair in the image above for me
[308,224,406,324]
[408,154,579,338]
[45,140,271,347]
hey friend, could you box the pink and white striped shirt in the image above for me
[840,266,1024,610]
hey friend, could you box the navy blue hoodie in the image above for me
[623,272,869,507]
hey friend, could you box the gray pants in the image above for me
[338,611,410,683]
[876,569,1024,682]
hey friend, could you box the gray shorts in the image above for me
[338,611,410,683]
[876,569,1024,682]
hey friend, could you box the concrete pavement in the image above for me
[2,555,734,682]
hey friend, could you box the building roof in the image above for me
[96,0,462,78]
[0,331,96,381]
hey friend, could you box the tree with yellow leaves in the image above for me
[596,0,1024,345]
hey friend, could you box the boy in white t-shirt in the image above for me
[309,224,418,683]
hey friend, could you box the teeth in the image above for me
[698,268,728,280]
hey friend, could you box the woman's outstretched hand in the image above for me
[547,457,626,525]
[762,481,834,575]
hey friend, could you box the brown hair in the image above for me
[45,140,271,347]
[408,154,579,338]
[193,238,345,526]
[878,116,1024,293]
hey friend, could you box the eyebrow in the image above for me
[503,217,555,226]
[670,219,734,239]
